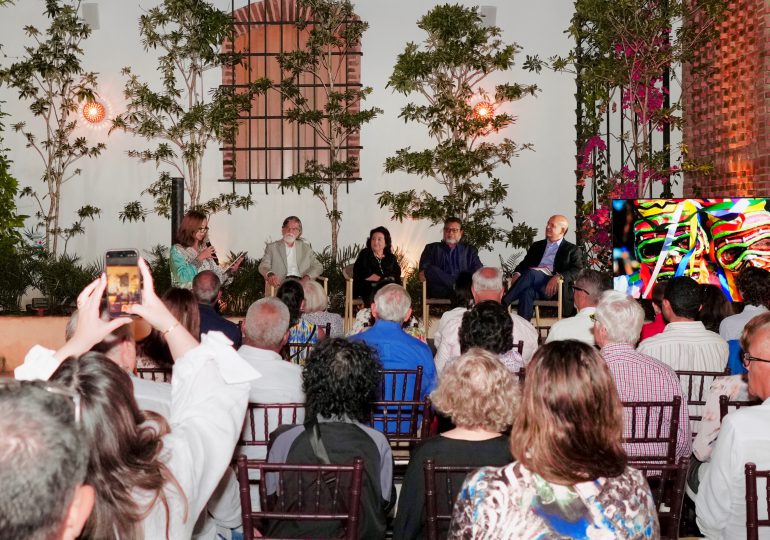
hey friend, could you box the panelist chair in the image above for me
[342,264,364,333]
[266,276,328,298]
[421,281,452,335]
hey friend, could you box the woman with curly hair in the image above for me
[16,260,258,539]
[449,340,659,539]
[265,338,394,539]
[394,348,518,540]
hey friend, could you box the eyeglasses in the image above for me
[444,228,461,233]
[0,380,81,424]
[742,352,770,368]
[570,284,589,294]
[197,227,210,232]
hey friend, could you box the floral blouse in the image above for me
[449,462,659,539]
[169,244,231,289]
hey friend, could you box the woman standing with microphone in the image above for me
[170,210,241,288]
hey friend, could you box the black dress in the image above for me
[352,248,401,301]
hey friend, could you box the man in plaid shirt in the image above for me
[594,290,691,461]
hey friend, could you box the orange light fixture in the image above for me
[82,101,106,124]
[472,100,494,120]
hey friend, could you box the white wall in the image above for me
[1,0,581,268]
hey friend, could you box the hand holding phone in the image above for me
[105,249,142,318]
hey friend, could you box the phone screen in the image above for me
[105,249,141,318]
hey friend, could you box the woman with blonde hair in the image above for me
[449,340,659,539]
[301,279,344,338]
[394,348,518,539]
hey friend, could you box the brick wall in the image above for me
[683,0,770,196]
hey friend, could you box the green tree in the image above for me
[377,3,538,251]
[0,0,104,256]
[111,0,268,220]
[271,0,381,258]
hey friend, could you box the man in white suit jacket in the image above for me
[258,216,323,288]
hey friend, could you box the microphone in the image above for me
[205,241,219,265]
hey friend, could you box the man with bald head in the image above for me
[193,270,241,347]
[502,214,583,321]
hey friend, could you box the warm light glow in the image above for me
[473,100,494,120]
[82,101,106,124]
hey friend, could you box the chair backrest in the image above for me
[719,394,762,422]
[516,367,526,385]
[239,402,306,460]
[380,367,423,401]
[630,457,689,540]
[422,281,453,333]
[423,459,481,540]
[514,340,524,355]
[135,366,172,383]
[281,324,318,364]
[236,454,364,540]
[746,462,770,540]
[675,368,729,438]
[621,396,681,463]
[367,396,433,445]
[342,264,354,281]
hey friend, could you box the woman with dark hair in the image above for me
[16,260,258,539]
[137,287,201,368]
[276,279,318,364]
[449,340,659,538]
[353,226,402,303]
[698,283,734,333]
[170,210,241,288]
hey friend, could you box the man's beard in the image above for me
[445,238,458,245]
[283,234,297,244]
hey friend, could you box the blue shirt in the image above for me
[537,239,563,271]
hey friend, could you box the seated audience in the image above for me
[193,270,241,347]
[698,283,734,334]
[640,281,666,340]
[265,339,393,539]
[258,216,322,289]
[433,272,474,351]
[502,214,583,320]
[301,279,344,338]
[394,348,517,540]
[419,217,482,299]
[720,266,770,374]
[346,303,426,342]
[546,268,611,346]
[138,286,201,368]
[0,380,95,540]
[459,301,522,372]
[349,283,436,399]
[449,340,659,537]
[434,267,538,372]
[15,261,259,539]
[638,276,728,372]
[276,279,318,365]
[594,290,691,461]
[353,226,402,302]
[696,312,770,538]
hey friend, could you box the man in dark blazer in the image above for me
[193,270,242,347]
[502,215,583,320]
[419,217,483,299]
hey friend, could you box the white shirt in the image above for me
[433,306,538,373]
[285,242,299,276]
[433,307,466,350]
[720,304,769,341]
[238,345,306,404]
[19,332,261,540]
[131,375,172,418]
[697,398,770,539]
[637,321,728,372]
[545,306,597,346]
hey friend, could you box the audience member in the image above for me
[419,217,482,299]
[353,226,402,303]
[394,348,517,540]
[138,287,201,368]
[546,268,611,346]
[276,279,318,365]
[594,290,691,461]
[638,276,728,372]
[696,312,770,538]
[433,272,474,351]
[640,282,667,340]
[239,297,304,404]
[15,261,259,539]
[720,266,770,374]
[449,340,659,537]
[349,284,436,399]
[193,270,241,347]
[265,339,393,539]
[502,214,583,320]
[698,283,734,334]
[0,380,95,540]
[434,267,538,372]
[458,301,521,372]
[301,279,344,338]
[170,210,238,288]
[259,216,322,289]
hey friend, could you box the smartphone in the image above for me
[105,249,142,318]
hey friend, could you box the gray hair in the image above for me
[595,290,645,345]
[574,269,613,305]
[302,280,328,313]
[243,297,291,349]
[373,284,412,322]
[192,270,221,304]
[472,267,504,292]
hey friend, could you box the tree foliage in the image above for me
[111,0,269,220]
[270,0,381,259]
[0,0,104,256]
[377,3,538,251]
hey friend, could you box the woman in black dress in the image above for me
[353,226,401,303]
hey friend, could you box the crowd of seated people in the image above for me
[10,211,770,540]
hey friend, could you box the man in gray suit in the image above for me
[259,216,323,289]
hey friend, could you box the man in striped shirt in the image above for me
[595,290,691,461]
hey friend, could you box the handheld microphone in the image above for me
[205,241,219,265]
